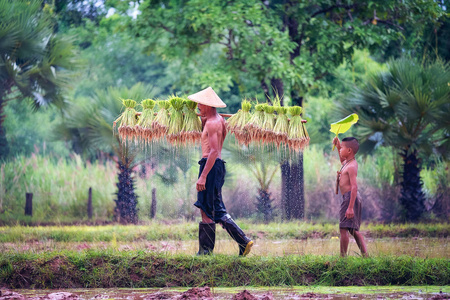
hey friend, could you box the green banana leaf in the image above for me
[330,113,359,135]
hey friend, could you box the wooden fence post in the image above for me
[87,187,93,219]
[150,188,157,219]
[25,193,33,216]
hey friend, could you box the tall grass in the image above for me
[0,154,116,223]
[0,148,447,224]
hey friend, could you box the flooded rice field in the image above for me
[1,237,448,258]
[4,286,449,300]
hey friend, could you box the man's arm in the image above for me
[196,121,220,192]
[345,164,358,219]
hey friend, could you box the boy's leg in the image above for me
[340,228,349,257]
[349,229,368,257]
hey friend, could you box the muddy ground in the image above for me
[1,287,448,300]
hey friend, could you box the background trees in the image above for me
[133,0,447,219]
[0,0,77,160]
[343,58,450,221]
[1,0,448,223]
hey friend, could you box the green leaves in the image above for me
[342,58,450,158]
[330,113,359,135]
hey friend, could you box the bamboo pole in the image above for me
[134,112,307,123]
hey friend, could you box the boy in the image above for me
[333,137,368,257]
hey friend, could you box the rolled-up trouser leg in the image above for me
[197,222,216,255]
[218,214,253,256]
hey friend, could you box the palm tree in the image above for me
[55,83,159,224]
[343,58,450,221]
[0,0,77,159]
[225,142,279,222]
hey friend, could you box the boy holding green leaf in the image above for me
[333,137,368,257]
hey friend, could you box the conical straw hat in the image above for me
[187,87,227,108]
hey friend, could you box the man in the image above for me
[188,87,254,256]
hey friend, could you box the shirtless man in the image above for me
[333,136,368,257]
[188,87,253,256]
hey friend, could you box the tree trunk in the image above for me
[87,187,93,219]
[150,187,157,219]
[0,95,10,160]
[289,152,305,219]
[115,159,139,224]
[281,153,305,220]
[260,79,271,102]
[270,77,284,103]
[281,160,291,220]
[25,193,33,216]
[255,188,274,223]
[399,148,426,221]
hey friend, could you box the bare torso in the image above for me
[201,115,227,158]
[339,160,358,195]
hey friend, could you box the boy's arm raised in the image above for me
[333,137,345,163]
[345,165,358,219]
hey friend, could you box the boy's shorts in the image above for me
[339,191,362,231]
[194,158,228,222]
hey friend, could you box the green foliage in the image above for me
[134,0,445,105]
[341,57,450,221]
[63,16,173,98]
[345,58,450,156]
[0,0,78,159]
[4,100,70,157]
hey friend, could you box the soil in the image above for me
[179,287,213,299]
[1,288,448,300]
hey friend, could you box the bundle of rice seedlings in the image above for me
[114,99,138,143]
[182,99,202,145]
[262,104,276,145]
[167,96,185,146]
[227,99,252,145]
[244,103,265,145]
[153,100,171,141]
[301,118,310,148]
[273,106,289,147]
[288,106,307,152]
[135,99,156,144]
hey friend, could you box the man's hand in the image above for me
[196,176,206,192]
[333,137,340,149]
[345,207,354,219]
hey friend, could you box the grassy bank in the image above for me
[0,251,448,288]
[0,222,448,243]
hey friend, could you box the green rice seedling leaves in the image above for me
[227,99,252,146]
[136,99,156,144]
[273,106,289,148]
[182,99,202,145]
[114,99,138,143]
[244,103,265,146]
[330,113,359,150]
[167,96,185,146]
[153,100,171,141]
[288,106,309,152]
[262,104,276,145]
